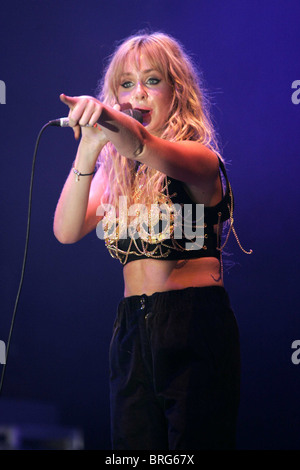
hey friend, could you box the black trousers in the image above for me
[109,286,240,450]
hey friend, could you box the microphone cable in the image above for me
[0,120,56,395]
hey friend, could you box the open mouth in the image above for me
[134,108,151,125]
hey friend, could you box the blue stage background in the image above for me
[0,0,299,449]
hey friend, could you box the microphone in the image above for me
[48,108,143,127]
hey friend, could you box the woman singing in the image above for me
[54,31,250,450]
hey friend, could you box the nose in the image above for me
[134,81,148,101]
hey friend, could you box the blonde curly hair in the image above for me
[96,31,222,210]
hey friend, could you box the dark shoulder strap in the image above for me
[217,157,231,196]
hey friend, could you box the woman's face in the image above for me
[117,53,173,135]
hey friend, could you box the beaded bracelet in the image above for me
[73,166,96,182]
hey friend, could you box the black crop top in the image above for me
[104,159,233,265]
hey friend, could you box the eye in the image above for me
[120,81,133,89]
[146,77,161,85]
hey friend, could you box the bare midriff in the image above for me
[123,257,223,297]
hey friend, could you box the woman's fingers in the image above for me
[59,93,109,143]
[60,94,102,127]
[78,99,99,126]
[73,125,81,140]
[59,93,78,108]
[69,98,88,126]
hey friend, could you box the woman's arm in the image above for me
[60,94,220,186]
[53,130,108,244]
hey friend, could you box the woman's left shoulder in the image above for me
[178,142,222,204]
[179,140,220,178]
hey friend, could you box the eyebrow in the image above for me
[120,69,159,77]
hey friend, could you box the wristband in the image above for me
[73,166,96,182]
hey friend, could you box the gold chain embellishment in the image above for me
[103,174,176,264]
[103,174,205,264]
[103,167,252,265]
[217,182,253,255]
